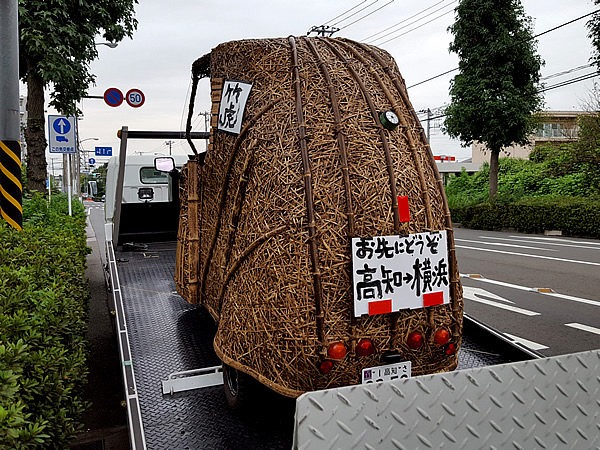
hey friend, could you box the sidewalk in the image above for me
[70,209,130,450]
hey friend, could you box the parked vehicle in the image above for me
[102,37,598,449]
[174,36,466,404]
[105,153,188,244]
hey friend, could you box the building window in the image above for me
[536,123,563,138]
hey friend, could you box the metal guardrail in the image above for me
[105,222,147,450]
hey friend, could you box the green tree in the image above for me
[19,0,137,193]
[444,0,544,198]
[587,0,600,70]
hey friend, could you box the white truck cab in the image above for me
[105,153,189,244]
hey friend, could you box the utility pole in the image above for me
[426,108,431,143]
[197,111,210,151]
[0,0,23,230]
[418,108,433,143]
[164,140,174,155]
[307,25,340,37]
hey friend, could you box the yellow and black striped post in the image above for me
[0,139,22,230]
[0,0,23,230]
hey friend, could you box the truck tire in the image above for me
[223,363,296,420]
[223,363,261,414]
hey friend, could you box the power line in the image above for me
[419,71,600,123]
[367,0,456,44]
[338,0,395,31]
[538,71,599,93]
[331,0,381,27]
[407,9,600,90]
[323,0,375,26]
[376,7,455,45]
[308,0,396,36]
[363,0,451,41]
[541,64,593,81]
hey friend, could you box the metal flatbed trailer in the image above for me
[106,234,573,449]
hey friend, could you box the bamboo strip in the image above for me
[289,36,326,346]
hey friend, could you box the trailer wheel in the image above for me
[223,363,296,420]
[223,363,260,413]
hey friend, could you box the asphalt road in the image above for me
[455,227,600,357]
[87,199,600,358]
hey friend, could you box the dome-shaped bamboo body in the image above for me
[176,37,463,397]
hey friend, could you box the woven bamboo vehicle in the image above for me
[177,36,463,398]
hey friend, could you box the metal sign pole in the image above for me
[67,154,72,216]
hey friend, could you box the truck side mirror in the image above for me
[154,156,175,173]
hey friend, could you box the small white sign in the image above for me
[352,231,450,317]
[48,115,77,153]
[217,80,253,135]
[362,361,411,384]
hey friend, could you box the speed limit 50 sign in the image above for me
[125,88,145,108]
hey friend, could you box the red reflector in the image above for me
[319,360,333,374]
[356,338,375,357]
[328,342,347,360]
[368,299,392,315]
[445,343,457,355]
[397,195,410,222]
[407,331,424,349]
[434,328,450,345]
[423,291,444,307]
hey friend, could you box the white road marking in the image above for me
[565,323,600,335]
[462,274,541,292]
[481,235,600,251]
[461,274,600,308]
[462,286,514,303]
[504,333,548,351]
[455,238,557,251]
[462,286,540,316]
[456,245,600,267]
[509,235,600,247]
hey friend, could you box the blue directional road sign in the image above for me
[89,158,96,165]
[95,146,113,156]
[48,115,76,153]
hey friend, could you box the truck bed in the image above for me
[108,240,539,449]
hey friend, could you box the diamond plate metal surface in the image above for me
[295,350,600,449]
[117,242,294,449]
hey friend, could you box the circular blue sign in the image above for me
[89,158,96,165]
[52,117,71,134]
[104,88,124,107]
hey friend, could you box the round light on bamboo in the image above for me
[327,342,347,360]
[379,110,399,130]
[356,338,375,357]
[319,360,334,374]
[445,343,457,355]
[434,328,451,346]
[406,331,424,349]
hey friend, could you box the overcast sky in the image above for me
[40,0,598,168]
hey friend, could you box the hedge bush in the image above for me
[450,196,600,238]
[0,193,90,449]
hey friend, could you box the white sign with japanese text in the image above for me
[217,80,253,135]
[351,231,450,317]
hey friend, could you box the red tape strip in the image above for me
[397,195,410,222]
[368,299,392,315]
[423,291,444,307]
